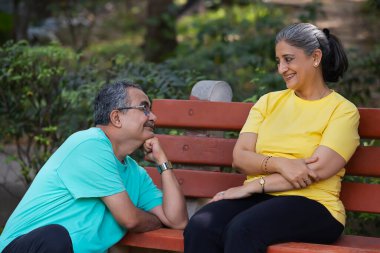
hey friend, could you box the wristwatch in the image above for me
[156,161,173,174]
[259,176,265,193]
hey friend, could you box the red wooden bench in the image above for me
[119,99,380,253]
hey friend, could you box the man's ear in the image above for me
[109,110,122,128]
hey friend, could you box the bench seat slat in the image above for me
[119,229,380,253]
[119,228,184,252]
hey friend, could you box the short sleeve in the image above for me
[57,139,125,199]
[240,94,268,133]
[135,165,163,211]
[320,102,360,162]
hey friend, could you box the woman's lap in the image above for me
[184,194,343,253]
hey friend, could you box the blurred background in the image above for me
[0,0,379,237]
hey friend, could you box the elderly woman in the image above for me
[184,23,359,253]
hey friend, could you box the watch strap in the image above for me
[156,161,173,174]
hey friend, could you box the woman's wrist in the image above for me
[268,156,283,174]
[245,180,261,194]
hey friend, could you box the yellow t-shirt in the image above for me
[241,89,360,225]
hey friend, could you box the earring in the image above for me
[314,62,319,67]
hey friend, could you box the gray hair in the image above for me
[94,80,142,125]
[275,23,348,82]
[275,23,329,57]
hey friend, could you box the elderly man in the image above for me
[0,81,188,253]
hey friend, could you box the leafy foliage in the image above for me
[0,41,91,183]
[174,3,285,101]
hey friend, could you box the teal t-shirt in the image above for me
[0,127,163,253]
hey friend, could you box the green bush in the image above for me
[0,41,90,183]
[174,3,285,101]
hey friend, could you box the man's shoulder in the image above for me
[65,128,110,148]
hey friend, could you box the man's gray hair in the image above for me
[94,80,142,125]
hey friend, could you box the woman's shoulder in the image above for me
[330,91,358,112]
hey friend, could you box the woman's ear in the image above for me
[312,48,323,67]
[109,110,122,128]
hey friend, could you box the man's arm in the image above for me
[143,137,188,229]
[102,191,162,233]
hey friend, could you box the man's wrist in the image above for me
[156,161,173,174]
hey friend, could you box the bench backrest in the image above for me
[146,99,380,214]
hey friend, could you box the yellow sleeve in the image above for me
[240,94,268,134]
[320,102,360,162]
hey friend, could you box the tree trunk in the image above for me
[144,0,177,62]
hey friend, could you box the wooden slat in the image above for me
[341,182,380,213]
[119,228,184,252]
[156,134,235,166]
[152,99,252,131]
[146,167,245,198]
[346,146,380,177]
[358,108,380,139]
[120,230,380,253]
[153,100,380,138]
[268,237,380,253]
[147,168,380,213]
[158,135,380,176]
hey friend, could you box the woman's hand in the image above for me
[209,184,255,203]
[276,156,319,188]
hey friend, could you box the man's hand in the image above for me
[143,137,168,165]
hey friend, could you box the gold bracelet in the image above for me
[263,156,272,174]
[259,156,266,172]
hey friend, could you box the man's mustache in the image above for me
[144,120,155,129]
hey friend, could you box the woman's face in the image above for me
[275,40,316,91]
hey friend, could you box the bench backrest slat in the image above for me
[157,134,235,167]
[153,99,380,138]
[153,99,252,131]
[147,167,380,214]
[157,135,380,177]
[146,167,245,198]
[150,99,380,214]
[341,182,380,213]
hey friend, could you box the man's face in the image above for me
[119,88,157,142]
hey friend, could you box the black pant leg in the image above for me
[183,193,274,253]
[223,195,344,253]
[2,224,73,253]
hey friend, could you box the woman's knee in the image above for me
[184,212,211,237]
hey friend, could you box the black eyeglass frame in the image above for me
[116,105,151,116]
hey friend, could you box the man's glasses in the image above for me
[116,104,151,116]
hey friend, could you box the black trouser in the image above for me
[184,194,344,253]
[2,224,73,253]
